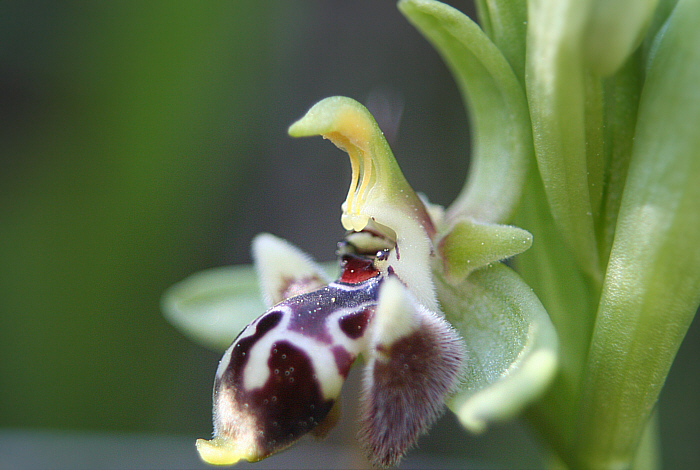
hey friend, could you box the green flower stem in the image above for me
[643,0,680,55]
[399,0,533,225]
[574,1,700,466]
[583,72,606,233]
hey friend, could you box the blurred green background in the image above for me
[0,1,697,469]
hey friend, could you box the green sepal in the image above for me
[161,263,338,352]
[161,265,265,352]
[434,262,558,433]
[437,219,533,283]
[399,0,533,225]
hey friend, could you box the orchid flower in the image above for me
[163,1,700,469]
[163,95,555,467]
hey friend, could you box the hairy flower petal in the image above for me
[198,259,382,464]
[359,277,465,467]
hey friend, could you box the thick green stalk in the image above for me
[515,164,598,463]
[574,1,700,467]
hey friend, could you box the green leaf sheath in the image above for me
[399,0,533,225]
[527,0,660,283]
[434,263,558,433]
[575,1,700,467]
[599,54,643,267]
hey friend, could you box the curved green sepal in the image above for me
[161,265,265,352]
[438,219,532,283]
[434,262,558,433]
[399,0,532,225]
[162,263,338,352]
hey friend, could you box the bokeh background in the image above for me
[1,1,697,469]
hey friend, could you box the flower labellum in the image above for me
[198,241,381,464]
[198,232,464,468]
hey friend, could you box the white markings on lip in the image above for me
[242,330,344,400]
[240,308,369,400]
[241,306,291,392]
[231,280,379,401]
[325,307,370,355]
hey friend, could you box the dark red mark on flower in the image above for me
[339,308,373,339]
[339,254,379,284]
[332,345,355,376]
[227,310,283,373]
[256,310,283,336]
[250,341,334,455]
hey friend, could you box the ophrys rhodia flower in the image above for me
[197,97,467,467]
[165,0,700,467]
[163,96,558,467]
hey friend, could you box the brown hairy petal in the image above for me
[359,311,465,468]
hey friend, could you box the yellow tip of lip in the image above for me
[196,437,248,466]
